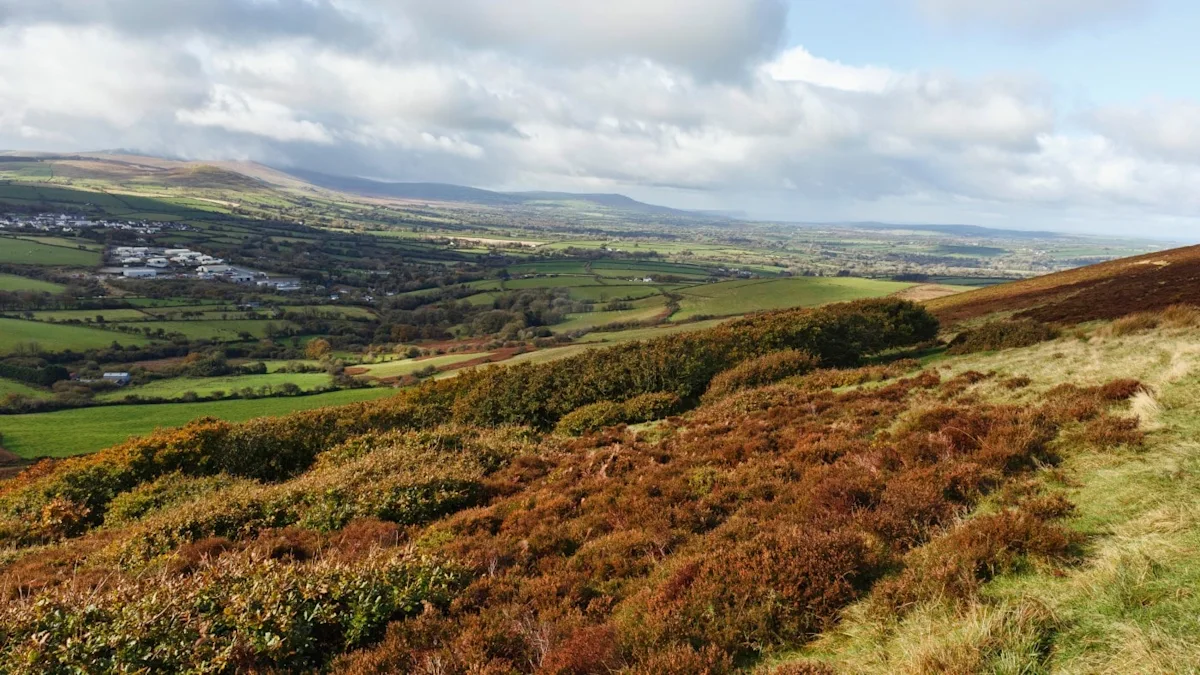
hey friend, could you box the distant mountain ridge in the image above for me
[278,168,701,217]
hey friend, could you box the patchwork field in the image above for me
[671,277,915,321]
[96,372,335,402]
[0,387,396,458]
[352,352,492,379]
[0,317,150,354]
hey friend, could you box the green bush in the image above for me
[947,319,1059,354]
[703,350,820,402]
[0,552,464,673]
[556,392,683,436]
[105,472,253,527]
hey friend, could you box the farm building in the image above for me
[146,258,170,268]
[196,264,231,274]
[122,268,157,279]
[102,372,131,386]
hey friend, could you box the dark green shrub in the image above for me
[947,319,1059,354]
[703,350,819,401]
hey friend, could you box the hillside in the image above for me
[928,243,1200,326]
[4,263,1200,672]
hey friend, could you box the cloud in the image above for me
[385,0,788,79]
[915,0,1151,35]
[1085,100,1200,163]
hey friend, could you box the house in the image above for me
[122,268,157,279]
[102,372,132,386]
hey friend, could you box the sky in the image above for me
[1,0,1198,238]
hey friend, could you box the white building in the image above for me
[122,268,157,279]
[146,258,170,268]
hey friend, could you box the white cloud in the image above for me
[176,84,334,144]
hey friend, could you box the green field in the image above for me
[0,273,66,293]
[0,377,48,399]
[0,318,151,354]
[574,318,727,344]
[31,309,151,322]
[97,372,334,401]
[554,300,669,333]
[145,320,299,340]
[671,277,913,321]
[0,237,101,266]
[354,353,490,378]
[0,388,396,458]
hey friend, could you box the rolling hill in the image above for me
[928,242,1200,326]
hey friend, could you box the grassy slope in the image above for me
[777,322,1200,674]
[0,387,395,458]
[0,318,151,354]
[0,377,48,399]
[0,237,100,266]
[354,353,490,378]
[0,273,66,293]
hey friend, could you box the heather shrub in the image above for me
[115,439,494,564]
[703,350,820,401]
[0,551,464,673]
[105,472,254,527]
[947,319,1059,354]
[873,507,1079,613]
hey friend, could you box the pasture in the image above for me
[671,277,913,321]
[0,387,396,458]
[0,318,150,354]
[0,377,48,399]
[353,352,491,379]
[0,237,100,266]
[0,273,65,293]
[96,372,334,402]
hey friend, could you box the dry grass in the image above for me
[773,321,1200,675]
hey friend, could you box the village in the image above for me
[102,245,302,290]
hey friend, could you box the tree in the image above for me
[306,338,333,360]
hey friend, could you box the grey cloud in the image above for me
[0,0,376,47]
[388,0,788,79]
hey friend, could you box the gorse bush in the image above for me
[703,349,820,401]
[0,299,938,546]
[947,319,1059,354]
[555,392,682,436]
